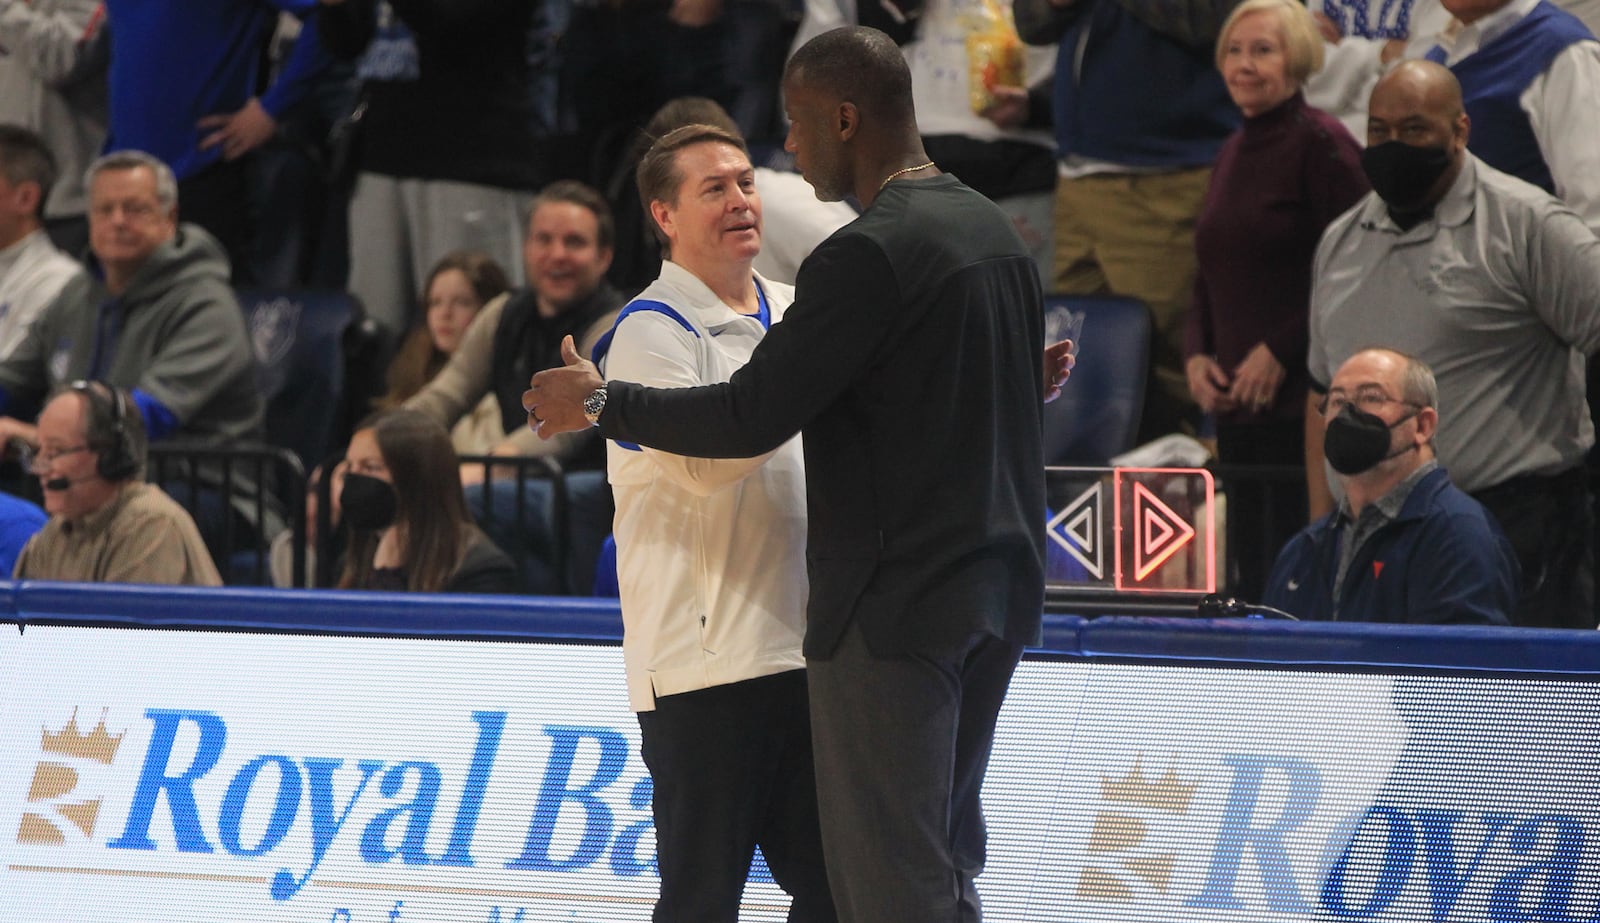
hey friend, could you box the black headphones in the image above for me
[69,380,139,481]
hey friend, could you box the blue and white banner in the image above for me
[3,626,1598,921]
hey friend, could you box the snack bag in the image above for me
[965,0,1024,114]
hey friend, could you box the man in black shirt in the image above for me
[528,27,1053,922]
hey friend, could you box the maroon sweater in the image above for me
[1184,93,1368,423]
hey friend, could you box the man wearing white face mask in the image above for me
[1266,348,1516,624]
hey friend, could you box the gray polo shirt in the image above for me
[1308,155,1600,493]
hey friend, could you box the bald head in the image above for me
[1372,60,1465,122]
[1333,348,1438,411]
[784,26,917,131]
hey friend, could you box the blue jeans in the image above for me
[463,470,612,595]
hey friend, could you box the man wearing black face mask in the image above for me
[1267,349,1516,623]
[1306,60,1600,629]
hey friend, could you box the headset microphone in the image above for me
[43,473,98,492]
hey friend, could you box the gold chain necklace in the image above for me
[877,161,936,193]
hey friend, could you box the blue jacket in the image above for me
[104,0,331,180]
[0,492,45,577]
[1017,0,1237,167]
[1263,467,1517,625]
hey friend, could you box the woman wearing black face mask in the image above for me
[1184,0,1371,600]
[335,409,517,594]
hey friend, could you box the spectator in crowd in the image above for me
[794,0,1058,280]
[1307,60,1600,629]
[374,250,510,454]
[528,27,1053,921]
[608,96,855,290]
[0,0,108,256]
[1305,0,1449,139]
[909,0,1058,281]
[102,0,332,284]
[0,150,269,560]
[249,13,360,290]
[1424,0,1600,233]
[1184,0,1368,601]
[1016,0,1239,442]
[14,382,221,585]
[404,180,623,593]
[591,122,832,921]
[0,151,261,450]
[1266,349,1516,624]
[316,0,544,358]
[0,126,83,359]
[557,0,792,190]
[334,408,516,593]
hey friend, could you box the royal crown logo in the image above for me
[18,709,126,845]
[1078,756,1198,902]
[1100,756,1199,813]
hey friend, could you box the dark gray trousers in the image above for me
[808,621,1024,923]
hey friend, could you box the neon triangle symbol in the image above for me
[1144,508,1173,554]
[1132,481,1196,582]
[1046,481,1104,579]
[1067,505,1097,554]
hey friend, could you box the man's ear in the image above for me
[12,180,41,218]
[1415,405,1440,444]
[837,101,859,142]
[650,199,674,244]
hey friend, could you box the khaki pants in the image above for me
[1052,167,1212,441]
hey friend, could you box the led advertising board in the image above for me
[3,626,1598,922]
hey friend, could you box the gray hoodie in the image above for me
[0,222,262,446]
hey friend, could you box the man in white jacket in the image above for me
[590,122,835,921]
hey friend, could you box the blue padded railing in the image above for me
[3,581,1599,676]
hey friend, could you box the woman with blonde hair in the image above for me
[1184,0,1370,599]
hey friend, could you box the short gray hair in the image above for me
[85,150,179,209]
[1399,352,1439,411]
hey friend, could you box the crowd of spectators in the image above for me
[0,0,1596,628]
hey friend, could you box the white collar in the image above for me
[655,260,769,331]
[1443,0,1541,61]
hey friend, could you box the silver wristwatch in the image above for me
[582,385,608,426]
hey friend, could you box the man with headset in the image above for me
[13,380,220,585]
